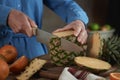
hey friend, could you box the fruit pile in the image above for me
[88,23,112,31]
[0,45,29,80]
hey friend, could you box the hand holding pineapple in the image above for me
[53,20,88,44]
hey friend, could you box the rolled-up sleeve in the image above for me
[44,0,89,25]
[0,5,12,26]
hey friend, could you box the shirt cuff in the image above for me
[67,11,89,25]
[0,5,12,26]
[66,2,89,25]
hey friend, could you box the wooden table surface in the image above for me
[7,54,120,80]
[7,54,63,80]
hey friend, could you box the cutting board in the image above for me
[35,54,118,80]
[7,54,63,80]
[36,54,64,80]
[7,54,119,80]
[36,54,119,79]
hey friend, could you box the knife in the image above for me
[33,27,83,53]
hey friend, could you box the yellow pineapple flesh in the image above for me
[87,32,103,58]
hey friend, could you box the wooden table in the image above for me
[7,54,63,80]
[7,54,120,80]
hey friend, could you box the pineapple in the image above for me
[16,58,46,80]
[100,35,120,65]
[88,32,103,58]
[88,32,120,65]
[49,30,86,66]
[75,56,111,72]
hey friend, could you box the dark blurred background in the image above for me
[42,0,120,35]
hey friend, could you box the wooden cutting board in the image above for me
[37,54,64,80]
[7,54,119,80]
[7,54,63,80]
[37,54,119,79]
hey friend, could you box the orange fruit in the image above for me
[110,72,120,80]
[0,59,9,80]
[0,45,18,63]
[9,56,29,74]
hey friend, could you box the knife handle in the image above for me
[32,27,37,35]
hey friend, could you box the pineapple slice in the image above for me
[16,58,46,80]
[75,56,111,72]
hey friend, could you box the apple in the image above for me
[0,45,18,63]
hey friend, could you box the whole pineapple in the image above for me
[49,30,86,66]
[88,32,120,65]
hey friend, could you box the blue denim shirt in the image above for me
[0,0,88,59]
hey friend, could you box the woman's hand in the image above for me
[53,20,88,44]
[8,9,37,37]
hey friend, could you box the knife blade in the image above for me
[33,27,83,53]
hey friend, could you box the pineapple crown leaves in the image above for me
[101,35,120,65]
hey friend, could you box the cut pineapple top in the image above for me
[75,56,111,70]
[88,32,103,58]
[53,30,74,38]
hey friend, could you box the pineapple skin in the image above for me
[49,35,86,66]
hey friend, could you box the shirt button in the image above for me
[18,4,21,8]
